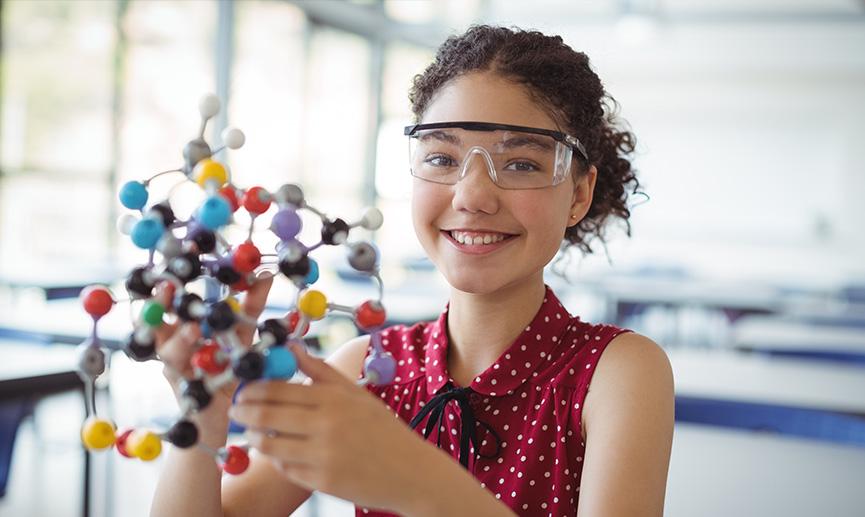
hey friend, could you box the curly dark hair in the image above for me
[409,25,642,256]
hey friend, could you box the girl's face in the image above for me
[411,71,596,296]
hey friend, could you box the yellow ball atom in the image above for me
[81,417,116,450]
[193,159,228,189]
[224,296,242,314]
[297,290,327,320]
[127,430,163,461]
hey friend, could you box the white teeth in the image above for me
[449,231,508,245]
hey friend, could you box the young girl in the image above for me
[152,25,674,517]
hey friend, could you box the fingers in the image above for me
[245,431,314,466]
[154,281,175,310]
[244,272,274,318]
[151,281,179,344]
[230,402,315,435]
[152,321,179,345]
[235,380,320,407]
[236,273,274,345]
[156,322,201,376]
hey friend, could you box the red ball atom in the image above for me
[81,286,114,318]
[355,300,386,330]
[286,310,310,336]
[218,185,240,212]
[241,186,272,215]
[222,445,250,475]
[191,342,228,374]
[233,242,262,273]
[115,428,135,458]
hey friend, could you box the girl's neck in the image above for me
[445,274,546,387]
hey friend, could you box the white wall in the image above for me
[478,12,865,285]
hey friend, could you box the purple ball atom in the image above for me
[270,208,302,240]
[364,353,396,385]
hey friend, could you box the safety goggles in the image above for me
[404,121,589,190]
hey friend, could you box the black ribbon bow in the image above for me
[409,383,501,469]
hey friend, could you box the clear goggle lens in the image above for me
[408,127,574,190]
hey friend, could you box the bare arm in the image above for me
[576,333,675,517]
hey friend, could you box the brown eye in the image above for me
[425,154,458,167]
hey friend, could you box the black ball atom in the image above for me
[149,203,176,227]
[206,301,236,331]
[165,419,199,448]
[215,263,242,285]
[258,318,288,345]
[182,379,213,411]
[321,218,350,245]
[189,228,216,254]
[175,292,204,322]
[278,254,310,280]
[126,266,155,298]
[123,331,156,362]
[233,350,265,381]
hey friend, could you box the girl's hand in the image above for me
[229,343,430,513]
[152,273,274,442]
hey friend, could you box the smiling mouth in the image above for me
[445,230,517,246]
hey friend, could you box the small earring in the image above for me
[569,214,578,219]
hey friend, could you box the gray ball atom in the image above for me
[348,242,378,273]
[276,184,304,207]
[77,344,106,379]
[182,138,212,175]
[157,234,183,259]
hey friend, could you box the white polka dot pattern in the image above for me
[358,286,631,517]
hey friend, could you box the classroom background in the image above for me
[0,0,863,516]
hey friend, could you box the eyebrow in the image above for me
[500,135,555,151]
[418,130,461,145]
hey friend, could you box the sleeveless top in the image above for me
[357,286,631,516]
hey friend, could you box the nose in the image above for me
[451,148,500,215]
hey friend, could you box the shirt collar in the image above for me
[423,286,572,397]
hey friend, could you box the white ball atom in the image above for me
[221,127,245,149]
[198,94,221,119]
[116,213,139,235]
[360,207,383,230]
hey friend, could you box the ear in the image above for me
[567,165,598,227]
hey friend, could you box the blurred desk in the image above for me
[0,341,82,400]
[0,299,128,347]
[0,340,83,503]
[0,260,123,300]
[733,316,865,364]
[667,423,865,517]
[576,275,783,328]
[670,349,865,446]
[672,349,865,414]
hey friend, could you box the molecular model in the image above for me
[76,94,397,475]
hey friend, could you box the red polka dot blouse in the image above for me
[357,286,631,516]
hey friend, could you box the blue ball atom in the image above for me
[119,181,149,210]
[130,217,165,249]
[197,195,231,230]
[263,346,297,379]
[305,258,320,285]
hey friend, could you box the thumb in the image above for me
[289,342,348,385]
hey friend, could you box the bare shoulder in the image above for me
[325,334,372,382]
[582,332,674,438]
[590,332,672,394]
